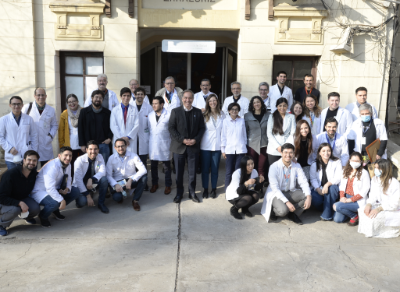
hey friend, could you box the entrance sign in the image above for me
[143,0,237,10]
[162,40,216,54]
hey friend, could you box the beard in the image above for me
[60,160,70,168]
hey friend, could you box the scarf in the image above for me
[67,106,81,128]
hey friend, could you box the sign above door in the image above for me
[162,40,216,54]
[143,0,237,10]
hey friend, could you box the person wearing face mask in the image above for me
[302,94,322,136]
[358,159,400,238]
[290,101,304,123]
[310,143,342,221]
[319,92,353,135]
[346,103,388,163]
[333,152,370,226]
[84,74,119,110]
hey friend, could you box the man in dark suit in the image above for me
[168,90,205,203]
[78,90,113,163]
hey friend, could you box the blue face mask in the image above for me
[361,115,371,123]
[374,169,382,177]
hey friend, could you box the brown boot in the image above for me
[132,201,140,211]
[150,184,158,193]
[164,186,171,195]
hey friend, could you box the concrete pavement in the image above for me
[1,159,400,291]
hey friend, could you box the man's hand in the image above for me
[286,201,296,212]
[304,196,312,210]
[59,200,66,210]
[19,201,29,213]
[222,153,226,159]
[86,195,95,207]
[322,184,330,195]
[102,138,111,145]
[115,184,123,193]
[364,204,372,216]
[183,139,190,145]
[86,178,93,191]
[201,108,205,113]
[376,155,381,161]
[10,147,18,155]
[59,189,68,195]
[81,146,86,153]
[277,146,282,153]
[316,188,323,196]
[125,178,133,190]
[122,137,130,146]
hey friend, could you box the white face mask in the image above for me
[350,161,361,169]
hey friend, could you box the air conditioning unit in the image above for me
[330,27,353,54]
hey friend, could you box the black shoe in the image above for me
[173,194,183,203]
[269,210,278,222]
[210,189,217,199]
[53,210,65,221]
[40,217,51,228]
[288,212,303,225]
[196,168,202,174]
[230,206,243,220]
[144,185,149,192]
[98,204,109,214]
[320,217,333,221]
[188,193,193,200]
[203,188,209,199]
[242,208,254,218]
[191,193,200,203]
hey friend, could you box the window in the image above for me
[272,56,318,92]
[60,52,104,110]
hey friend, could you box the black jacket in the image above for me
[0,165,38,207]
[168,106,205,154]
[78,106,113,146]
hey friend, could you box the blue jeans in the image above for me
[201,150,221,189]
[112,175,147,202]
[5,161,20,170]
[38,186,86,220]
[96,176,109,205]
[225,153,245,191]
[311,185,339,220]
[333,194,359,223]
[99,143,110,164]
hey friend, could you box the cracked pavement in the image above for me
[1,159,400,291]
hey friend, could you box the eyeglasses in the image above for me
[11,103,22,107]
[35,94,46,97]
[115,145,126,148]
[67,100,77,104]
[165,83,175,85]
[259,89,268,92]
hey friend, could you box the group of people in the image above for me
[0,71,398,239]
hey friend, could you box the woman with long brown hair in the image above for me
[302,94,322,136]
[290,101,304,123]
[359,159,400,238]
[333,152,370,226]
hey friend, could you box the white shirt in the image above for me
[72,153,106,193]
[31,158,72,203]
[200,113,225,151]
[319,106,353,135]
[221,95,249,118]
[221,116,247,154]
[84,89,119,110]
[106,151,147,187]
[315,132,349,167]
[148,109,172,161]
[345,101,378,122]
[68,117,80,150]
[339,169,370,208]
[310,159,342,190]
[193,91,215,110]
[267,84,293,113]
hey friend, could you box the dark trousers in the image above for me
[267,154,281,167]
[112,175,147,202]
[247,146,268,177]
[71,149,83,180]
[174,148,198,196]
[139,154,149,188]
[0,197,40,228]
[225,153,245,191]
[151,160,172,187]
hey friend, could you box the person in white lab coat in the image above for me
[0,96,38,170]
[261,143,311,225]
[310,143,342,221]
[259,82,270,110]
[110,87,139,155]
[84,74,119,110]
[129,78,150,104]
[267,71,293,113]
[221,81,249,118]
[201,94,225,199]
[130,86,153,191]
[22,88,58,167]
[193,78,215,112]
[72,140,109,214]
[315,117,349,167]
[148,96,173,195]
[106,139,147,211]
[302,94,322,136]
[333,152,370,225]
[319,92,353,135]
[154,76,182,113]
[31,147,87,228]
[358,159,400,238]
[345,87,378,121]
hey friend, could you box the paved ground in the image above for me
[1,159,400,292]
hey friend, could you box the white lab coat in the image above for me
[106,150,147,187]
[148,109,172,161]
[266,114,296,156]
[267,84,293,113]
[315,132,349,167]
[72,153,106,193]
[339,169,370,208]
[310,159,342,190]
[225,169,258,200]
[130,93,150,105]
[84,89,119,110]
[131,102,153,155]
[221,96,249,118]
[302,113,322,136]
[346,118,388,159]
[162,89,181,113]
[0,113,38,162]
[200,113,225,151]
[110,104,139,154]
[221,116,247,154]
[31,158,72,203]
[22,103,58,161]
[261,159,311,223]
[192,91,215,110]
[345,101,378,122]
[319,106,353,135]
